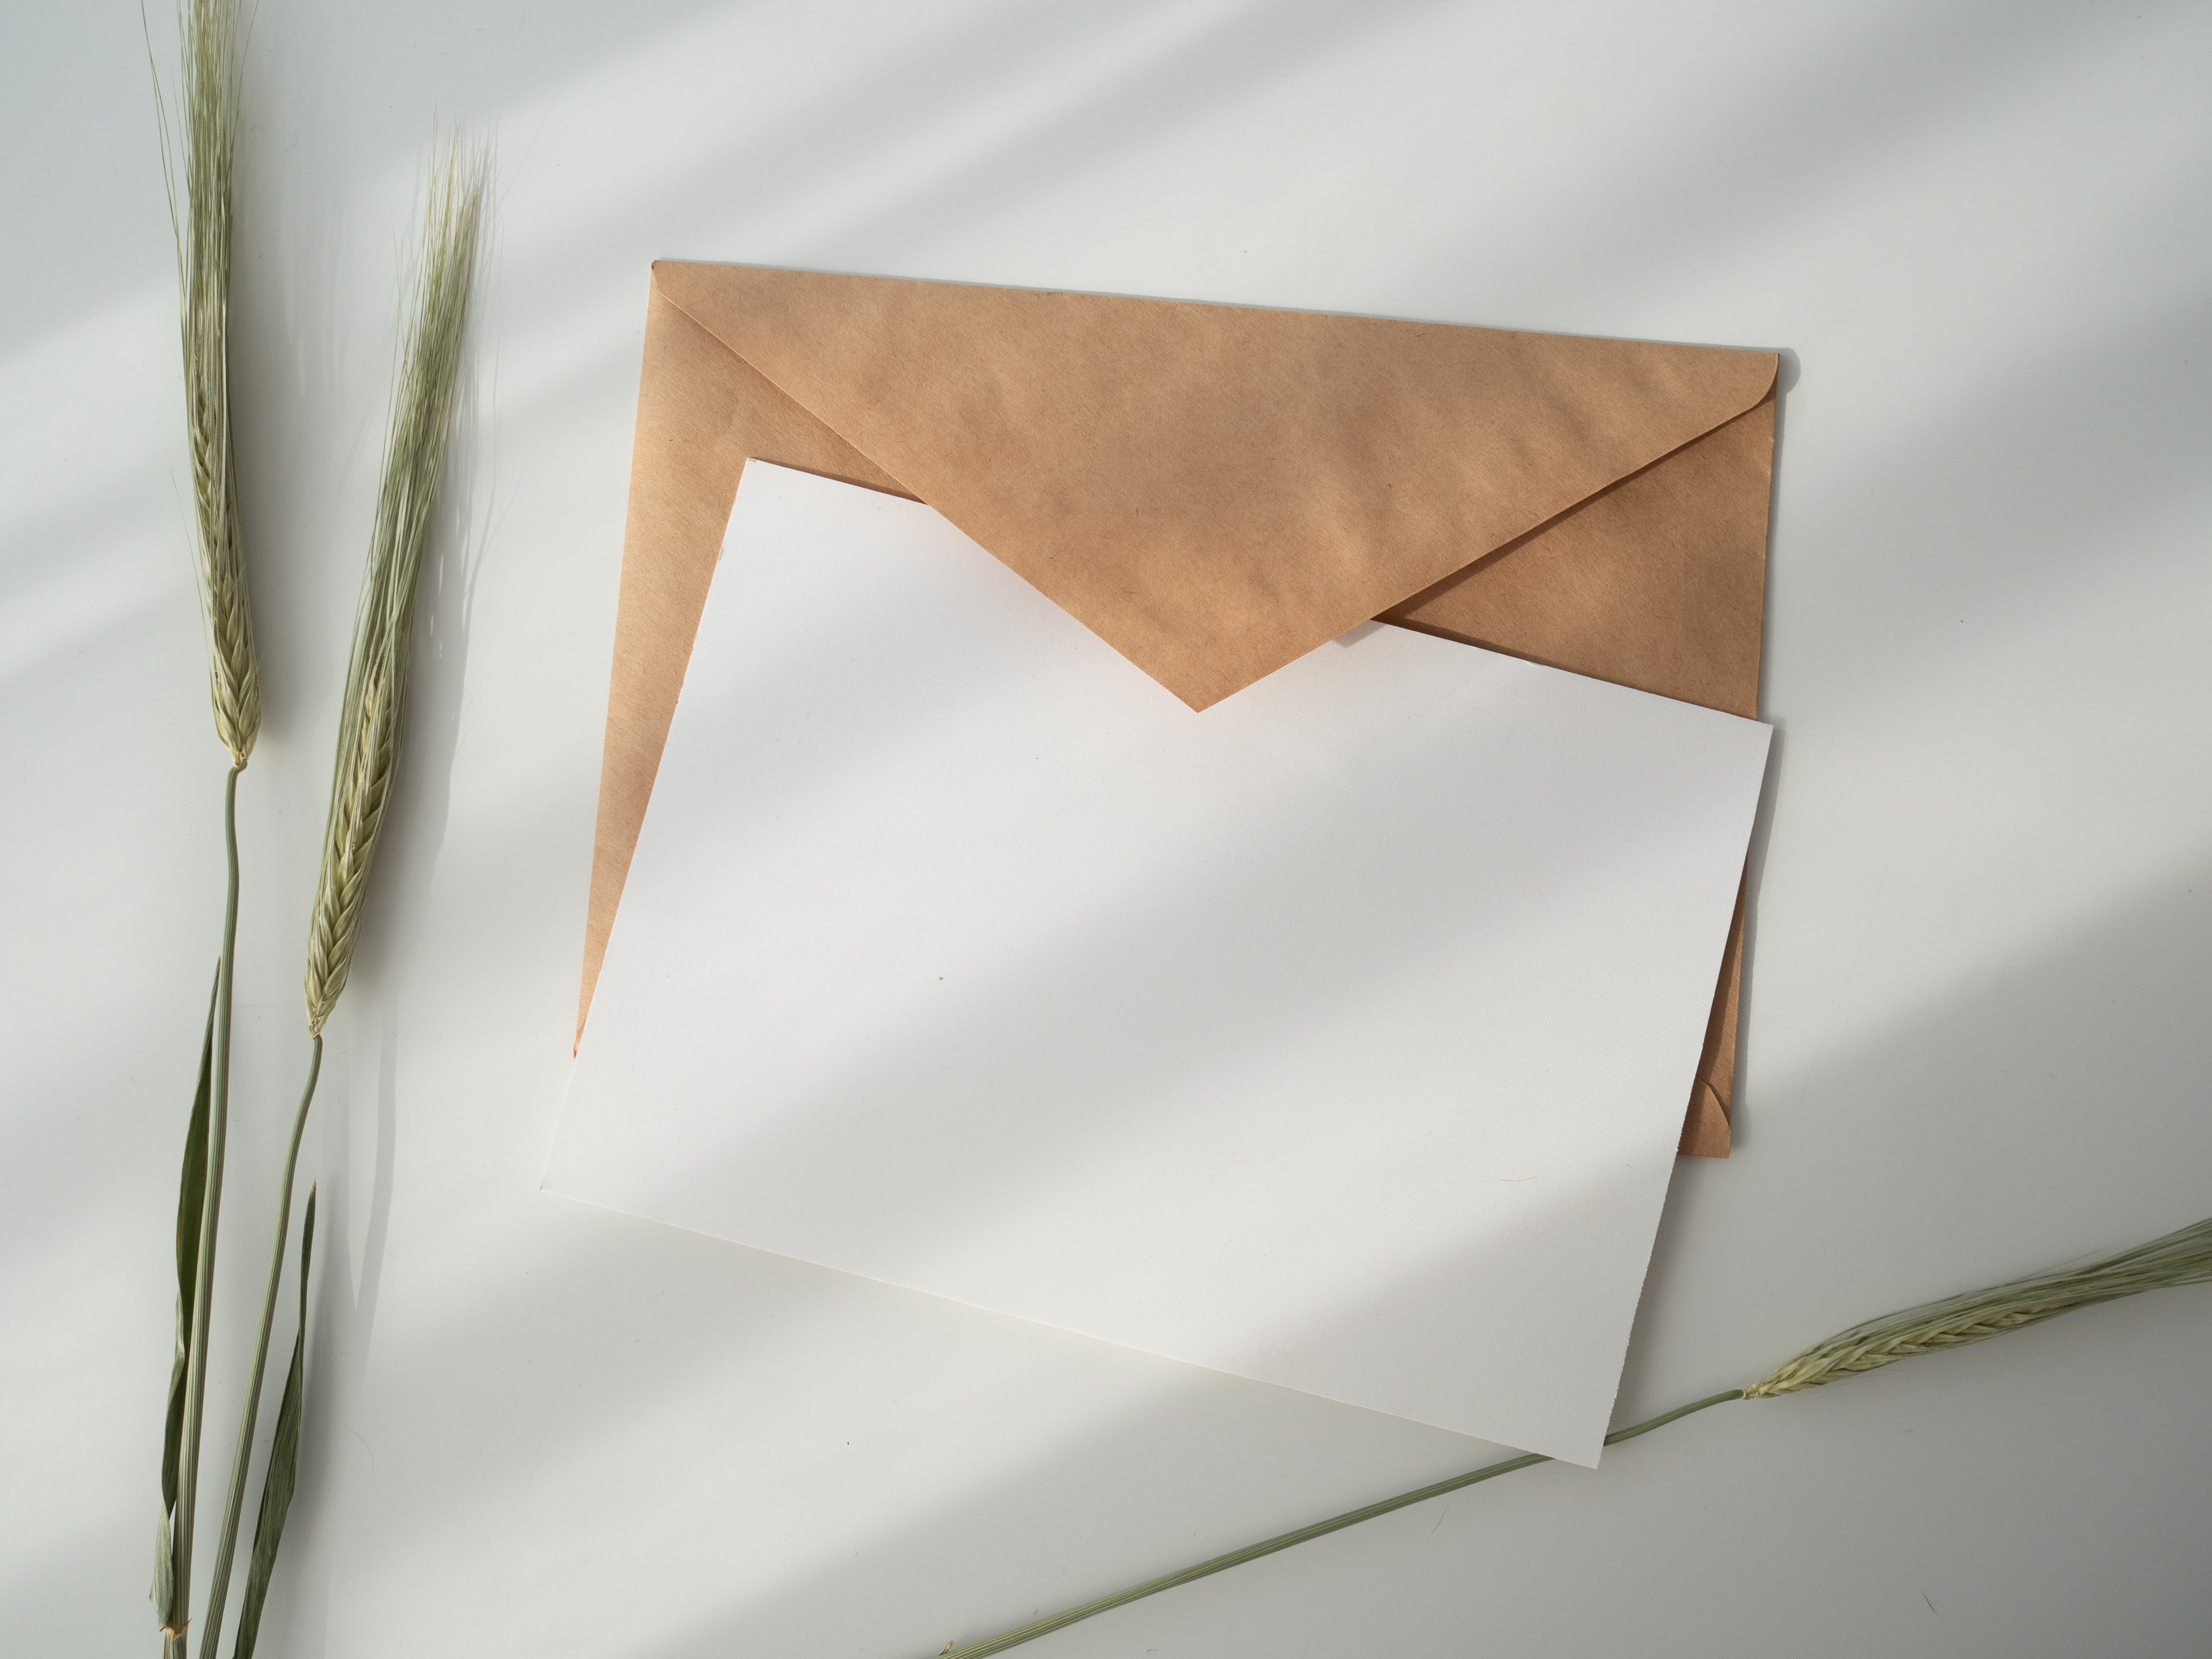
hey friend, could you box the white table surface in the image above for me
[6,3,2210,1656]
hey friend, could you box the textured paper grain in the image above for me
[582,265,1777,1153]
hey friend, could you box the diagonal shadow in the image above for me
[222,838,2212,1649]
[1400,0,2210,320]
[608,845,2212,1659]
[5,0,756,354]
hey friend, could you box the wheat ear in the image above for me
[154,0,260,768]
[1743,1211,2212,1396]
[302,141,487,1036]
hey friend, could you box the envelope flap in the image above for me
[653,261,1777,709]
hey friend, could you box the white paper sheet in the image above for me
[547,462,1771,1465]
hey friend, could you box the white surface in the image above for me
[549,464,1770,1464]
[5,2,2211,1655]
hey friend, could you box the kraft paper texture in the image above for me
[582,263,1777,1155]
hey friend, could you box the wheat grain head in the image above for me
[303,142,487,1035]
[155,0,262,767]
[1743,1212,2212,1397]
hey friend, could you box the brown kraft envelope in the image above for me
[582,262,1778,1157]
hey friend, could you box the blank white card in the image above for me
[548,462,1771,1465]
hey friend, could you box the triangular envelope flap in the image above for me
[653,261,1777,709]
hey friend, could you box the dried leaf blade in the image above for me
[155,970,217,1623]
[228,1185,314,1659]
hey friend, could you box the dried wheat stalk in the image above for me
[149,4,257,1654]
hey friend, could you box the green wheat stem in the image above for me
[195,1036,322,1659]
[167,766,241,1658]
[935,1391,1743,1659]
[930,1211,2212,1659]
